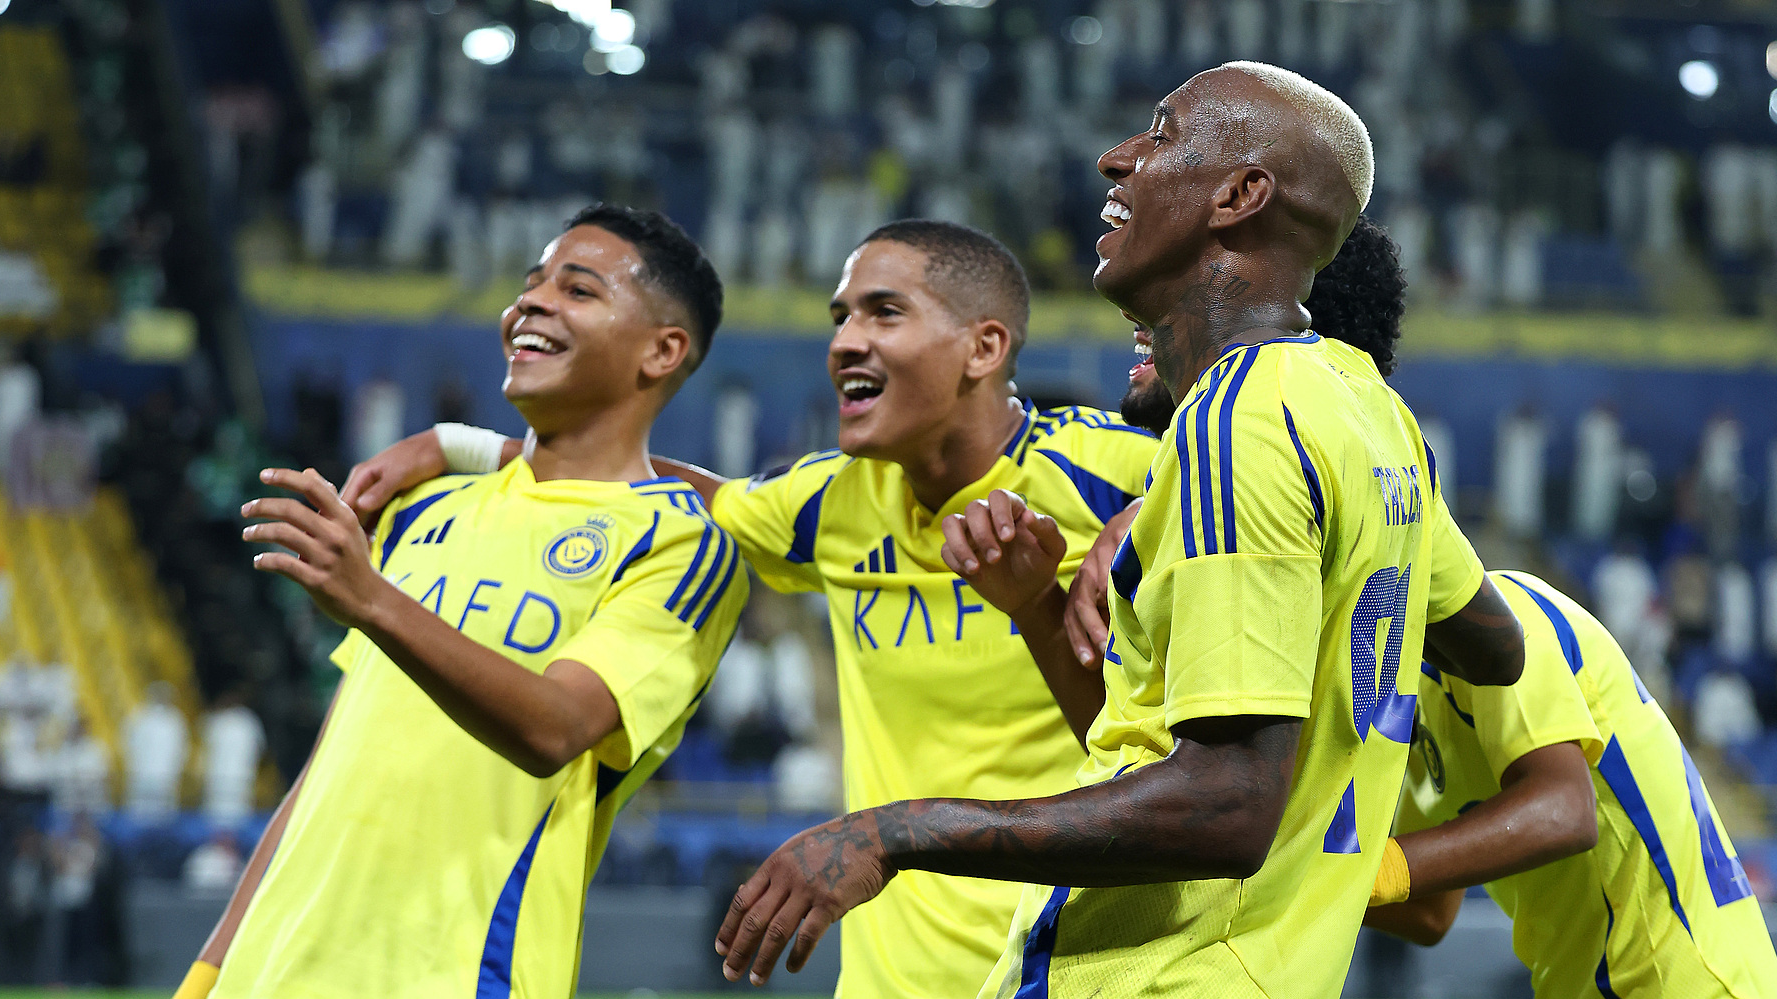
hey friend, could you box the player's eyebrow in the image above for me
[831,288,910,315]
[560,263,610,286]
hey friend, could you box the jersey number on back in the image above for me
[1325,566,1417,854]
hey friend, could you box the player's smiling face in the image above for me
[500,225,668,426]
[1092,83,1220,318]
[827,241,984,462]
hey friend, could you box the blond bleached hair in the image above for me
[1221,60,1374,212]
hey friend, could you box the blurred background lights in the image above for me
[1768,41,1777,79]
[1679,59,1719,99]
[605,43,645,75]
[0,0,13,15]
[462,24,515,65]
[1769,88,1777,124]
[590,9,636,52]
[1068,16,1103,45]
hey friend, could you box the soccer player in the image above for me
[714,62,1524,997]
[340,220,1160,997]
[173,205,746,999]
[1366,568,1777,998]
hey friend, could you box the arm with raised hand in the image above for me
[938,489,1113,746]
[713,710,1300,985]
[340,426,523,527]
[246,468,622,778]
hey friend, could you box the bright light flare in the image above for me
[463,24,516,64]
[606,44,644,75]
[589,9,635,52]
[1679,60,1719,100]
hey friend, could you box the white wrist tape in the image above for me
[434,423,506,474]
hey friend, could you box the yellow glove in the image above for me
[173,960,220,999]
[1369,837,1412,906]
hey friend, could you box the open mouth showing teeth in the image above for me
[840,376,884,402]
[1101,200,1131,228]
[511,332,564,355]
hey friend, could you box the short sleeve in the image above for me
[551,519,749,771]
[1458,576,1605,777]
[1146,355,1323,726]
[706,451,843,594]
[1032,415,1161,523]
[1423,489,1485,624]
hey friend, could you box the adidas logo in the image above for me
[408,517,456,546]
[852,536,898,574]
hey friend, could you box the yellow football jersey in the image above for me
[1401,569,1777,999]
[981,333,1483,999]
[214,460,746,999]
[709,406,1158,998]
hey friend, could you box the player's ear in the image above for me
[963,318,1014,382]
[1207,166,1275,230]
[640,326,693,383]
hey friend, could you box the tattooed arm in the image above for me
[715,713,1300,985]
[1423,576,1524,687]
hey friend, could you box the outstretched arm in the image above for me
[246,468,620,777]
[715,712,1300,984]
[1364,889,1465,946]
[1425,576,1524,687]
[939,490,1108,745]
[341,426,523,527]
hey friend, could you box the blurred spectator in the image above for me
[201,690,265,826]
[1762,555,1777,661]
[1592,544,1657,645]
[49,720,110,817]
[3,828,48,984]
[772,745,840,814]
[182,830,244,892]
[1494,406,1546,538]
[45,815,104,985]
[1715,563,1756,669]
[123,684,187,821]
[1698,415,1743,558]
[1571,406,1623,542]
[1694,672,1761,749]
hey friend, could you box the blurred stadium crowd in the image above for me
[1,0,1776,989]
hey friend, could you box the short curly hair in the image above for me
[1304,214,1405,376]
[564,203,724,372]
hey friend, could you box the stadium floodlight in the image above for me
[0,0,12,15]
[549,0,609,27]
[1679,59,1719,100]
[1767,41,1777,80]
[1069,16,1103,45]
[463,24,516,65]
[589,9,635,52]
[606,43,645,75]
[1769,88,1777,124]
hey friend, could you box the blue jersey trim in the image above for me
[1281,405,1325,532]
[1218,330,1322,358]
[1595,892,1622,999]
[1193,359,1231,555]
[1035,449,1136,525]
[1679,743,1754,907]
[1322,780,1361,854]
[1424,442,1440,496]
[691,535,742,630]
[665,524,715,613]
[1215,348,1260,553]
[786,478,832,564]
[476,804,555,999]
[611,513,658,584]
[1500,574,1583,674]
[679,530,729,623]
[1013,885,1071,998]
[1109,534,1142,603]
[381,488,458,569]
[1004,406,1037,460]
[1596,736,1691,934]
